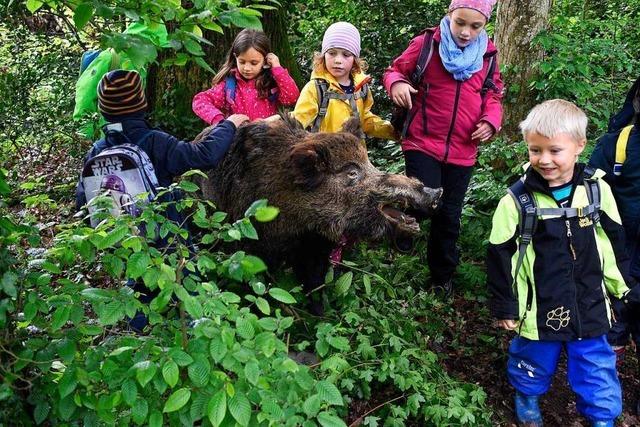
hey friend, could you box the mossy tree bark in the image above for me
[146,2,302,139]
[494,0,552,141]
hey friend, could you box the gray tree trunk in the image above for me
[494,0,552,141]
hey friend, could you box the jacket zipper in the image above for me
[421,84,430,135]
[517,277,534,336]
[565,219,582,338]
[443,81,461,163]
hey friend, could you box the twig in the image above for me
[348,394,406,427]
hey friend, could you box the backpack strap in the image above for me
[310,79,330,132]
[224,75,237,104]
[507,178,537,297]
[310,79,369,132]
[480,54,498,98]
[526,169,601,223]
[614,125,633,176]
[410,31,435,87]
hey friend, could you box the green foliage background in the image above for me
[1,0,639,425]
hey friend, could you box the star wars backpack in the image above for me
[80,128,158,227]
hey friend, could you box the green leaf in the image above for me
[303,394,321,417]
[183,39,204,56]
[255,206,279,222]
[257,317,277,331]
[201,21,223,33]
[209,336,228,363]
[1,271,17,298]
[122,379,138,406]
[33,402,50,424]
[169,348,194,367]
[363,274,371,295]
[162,360,179,388]
[317,411,347,427]
[58,339,76,363]
[241,255,267,275]
[149,410,163,427]
[244,361,260,385]
[326,336,350,351]
[188,358,211,387]
[228,392,251,426]
[98,300,125,325]
[236,316,255,340]
[135,361,157,387]
[81,287,114,302]
[51,305,70,331]
[58,369,78,398]
[255,297,270,315]
[316,381,343,406]
[207,390,227,427]
[132,398,149,424]
[179,180,199,192]
[268,288,296,304]
[26,0,44,13]
[238,220,259,240]
[58,394,77,420]
[96,225,128,249]
[126,251,151,279]
[184,296,204,318]
[334,272,353,296]
[194,56,215,73]
[226,9,262,29]
[73,3,94,30]
[163,388,191,413]
[295,368,315,391]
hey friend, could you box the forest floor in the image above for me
[442,295,640,426]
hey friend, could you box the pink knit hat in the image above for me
[449,0,497,19]
[321,22,361,57]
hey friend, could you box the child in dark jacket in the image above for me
[487,99,637,427]
[76,70,248,330]
[383,0,503,297]
[589,76,640,412]
[77,70,248,213]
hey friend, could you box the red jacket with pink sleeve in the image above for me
[383,27,504,166]
[192,67,300,125]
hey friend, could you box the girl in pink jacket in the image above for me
[192,29,300,125]
[383,0,504,297]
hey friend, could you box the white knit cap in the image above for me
[321,22,361,57]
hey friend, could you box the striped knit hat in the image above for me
[321,22,361,57]
[97,70,147,118]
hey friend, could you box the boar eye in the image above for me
[347,169,360,181]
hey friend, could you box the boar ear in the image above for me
[289,142,330,190]
[342,117,364,139]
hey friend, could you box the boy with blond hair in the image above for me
[486,99,638,427]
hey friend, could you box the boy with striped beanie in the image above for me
[77,70,249,331]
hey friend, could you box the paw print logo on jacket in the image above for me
[546,306,571,331]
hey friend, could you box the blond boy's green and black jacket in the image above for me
[487,163,634,341]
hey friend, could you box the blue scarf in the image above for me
[438,16,488,81]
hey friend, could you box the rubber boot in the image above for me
[591,421,614,427]
[514,392,543,426]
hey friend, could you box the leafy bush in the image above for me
[532,0,640,135]
[0,22,82,168]
[1,177,349,426]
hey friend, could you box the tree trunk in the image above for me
[494,0,552,141]
[146,4,302,139]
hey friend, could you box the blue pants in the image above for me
[507,335,621,422]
